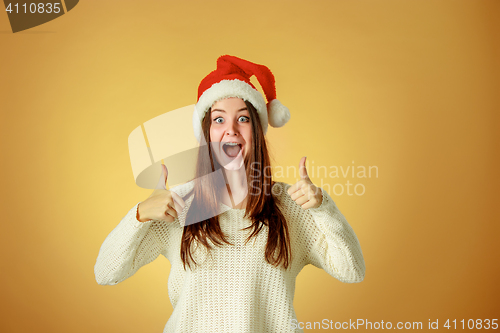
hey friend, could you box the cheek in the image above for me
[210,127,221,140]
[243,127,252,144]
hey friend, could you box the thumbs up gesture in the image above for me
[287,157,323,210]
[137,164,186,223]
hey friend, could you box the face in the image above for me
[209,97,252,170]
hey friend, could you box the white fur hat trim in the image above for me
[193,79,268,141]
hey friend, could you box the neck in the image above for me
[223,166,248,209]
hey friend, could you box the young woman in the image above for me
[94,55,365,333]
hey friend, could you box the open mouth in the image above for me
[222,142,242,158]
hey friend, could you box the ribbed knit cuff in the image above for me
[308,187,332,213]
[131,203,154,228]
[307,188,345,235]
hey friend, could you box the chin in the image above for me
[222,156,245,170]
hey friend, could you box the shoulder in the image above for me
[271,181,291,194]
[271,181,301,213]
[169,180,195,198]
[270,181,290,203]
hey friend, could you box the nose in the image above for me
[225,119,239,136]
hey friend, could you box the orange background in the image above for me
[1,0,499,332]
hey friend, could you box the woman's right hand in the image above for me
[137,164,185,223]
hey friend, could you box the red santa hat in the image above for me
[193,55,290,141]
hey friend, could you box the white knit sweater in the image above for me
[94,181,365,333]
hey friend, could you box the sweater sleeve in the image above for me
[94,203,171,286]
[304,188,366,283]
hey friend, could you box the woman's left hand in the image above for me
[287,156,323,209]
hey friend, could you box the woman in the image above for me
[94,55,365,333]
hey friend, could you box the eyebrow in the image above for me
[211,107,248,113]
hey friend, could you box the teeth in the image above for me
[224,142,240,146]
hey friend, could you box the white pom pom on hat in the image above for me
[193,55,291,141]
[267,99,290,128]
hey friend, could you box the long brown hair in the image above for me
[181,101,291,270]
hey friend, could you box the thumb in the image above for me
[155,163,168,190]
[299,156,309,180]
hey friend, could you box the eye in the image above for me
[213,117,224,124]
[238,116,250,122]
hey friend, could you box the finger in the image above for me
[287,179,308,195]
[159,212,175,223]
[299,156,309,180]
[294,194,310,206]
[165,204,178,219]
[301,200,317,210]
[155,164,168,190]
[171,191,186,212]
[290,188,307,201]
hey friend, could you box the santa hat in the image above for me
[193,55,290,141]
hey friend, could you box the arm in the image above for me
[286,157,365,282]
[94,203,170,285]
[305,189,365,283]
